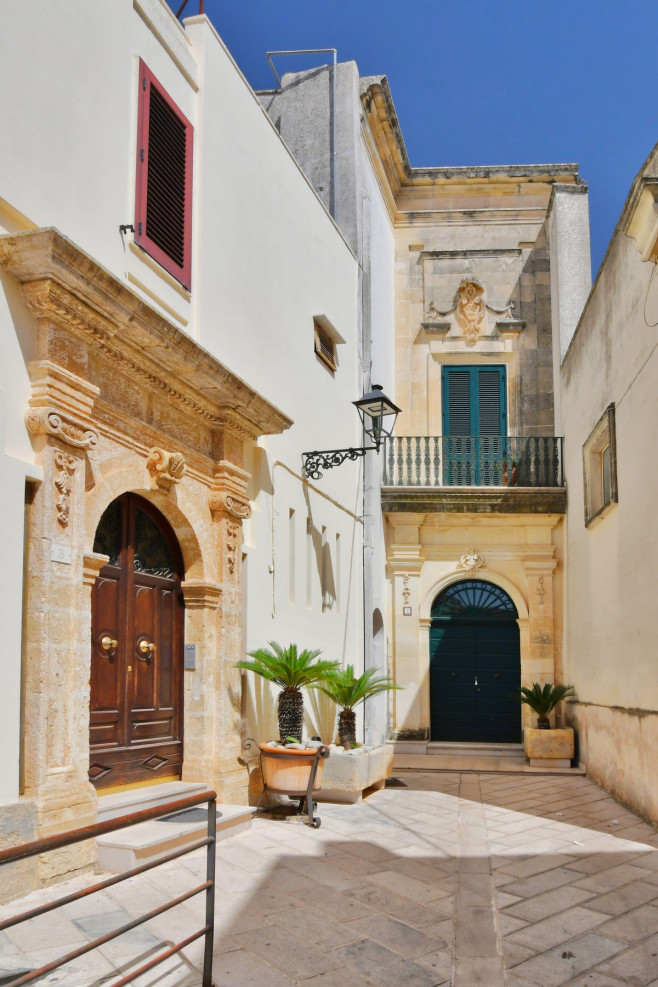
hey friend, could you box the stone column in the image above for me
[23,362,100,879]
[208,458,252,802]
[522,558,558,729]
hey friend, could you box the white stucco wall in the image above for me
[561,147,658,819]
[0,1,363,776]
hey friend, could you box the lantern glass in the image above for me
[353,385,401,448]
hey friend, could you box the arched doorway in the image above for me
[429,579,521,744]
[89,494,185,788]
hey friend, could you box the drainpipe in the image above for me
[266,49,338,219]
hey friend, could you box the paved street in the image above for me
[2,771,658,986]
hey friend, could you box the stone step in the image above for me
[96,803,254,873]
[97,780,210,823]
[388,741,524,757]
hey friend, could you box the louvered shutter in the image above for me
[442,366,506,436]
[445,369,472,435]
[477,370,504,436]
[135,61,193,290]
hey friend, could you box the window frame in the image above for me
[583,403,618,527]
[134,59,193,290]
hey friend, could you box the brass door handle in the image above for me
[100,635,118,652]
[138,639,155,657]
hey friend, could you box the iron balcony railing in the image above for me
[383,436,563,488]
[0,789,217,987]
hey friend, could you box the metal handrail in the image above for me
[0,789,217,987]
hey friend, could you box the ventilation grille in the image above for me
[146,86,187,268]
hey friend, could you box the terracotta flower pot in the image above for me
[259,743,328,796]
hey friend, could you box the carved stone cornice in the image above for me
[181,581,222,610]
[0,228,293,439]
[28,361,99,421]
[209,460,252,521]
[26,408,98,450]
[145,447,186,491]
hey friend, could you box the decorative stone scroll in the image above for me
[424,278,518,346]
[145,447,186,491]
[26,408,98,449]
[208,490,251,520]
[54,450,76,525]
[457,547,486,573]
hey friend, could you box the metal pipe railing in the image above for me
[0,789,218,987]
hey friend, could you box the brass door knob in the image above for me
[138,639,155,655]
[100,635,118,651]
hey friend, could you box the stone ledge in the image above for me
[382,486,567,515]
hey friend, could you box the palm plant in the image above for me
[516,682,575,729]
[318,665,401,749]
[236,642,339,743]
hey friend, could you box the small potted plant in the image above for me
[517,682,576,766]
[317,664,401,749]
[236,642,339,797]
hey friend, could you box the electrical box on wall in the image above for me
[184,643,197,670]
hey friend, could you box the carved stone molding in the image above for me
[402,574,411,605]
[54,450,76,525]
[208,490,251,520]
[209,459,252,521]
[26,408,98,450]
[181,581,222,610]
[226,521,240,575]
[82,553,109,587]
[0,229,292,439]
[537,576,546,607]
[457,547,486,573]
[145,447,186,491]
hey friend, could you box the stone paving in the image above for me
[2,770,658,986]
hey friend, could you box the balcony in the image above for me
[382,436,566,515]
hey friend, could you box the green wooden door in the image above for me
[429,580,521,743]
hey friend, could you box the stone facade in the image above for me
[0,228,290,889]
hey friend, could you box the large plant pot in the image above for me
[524,727,574,768]
[259,743,328,796]
[316,745,394,804]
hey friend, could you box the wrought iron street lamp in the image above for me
[302,385,401,480]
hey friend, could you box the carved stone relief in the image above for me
[145,447,186,491]
[424,278,516,346]
[226,521,240,575]
[26,409,98,450]
[457,547,486,572]
[208,490,252,521]
[54,450,76,525]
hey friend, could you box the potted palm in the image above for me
[313,665,400,803]
[236,642,339,805]
[318,664,401,749]
[517,682,576,766]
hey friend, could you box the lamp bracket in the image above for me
[302,445,379,481]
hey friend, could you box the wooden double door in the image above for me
[89,494,184,788]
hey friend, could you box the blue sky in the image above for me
[173,1,658,274]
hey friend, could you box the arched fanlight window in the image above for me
[431,579,517,621]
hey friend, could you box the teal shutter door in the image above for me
[442,367,507,484]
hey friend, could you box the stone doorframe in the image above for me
[0,228,292,884]
[386,512,561,741]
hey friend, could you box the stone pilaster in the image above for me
[522,557,559,728]
[23,363,100,881]
[387,514,427,739]
[208,459,252,801]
